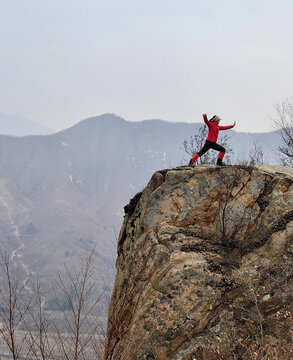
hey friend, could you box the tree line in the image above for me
[0,249,107,360]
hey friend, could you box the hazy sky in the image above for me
[1,0,293,132]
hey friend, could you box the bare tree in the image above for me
[274,99,293,166]
[214,168,247,243]
[182,124,234,165]
[237,141,266,166]
[0,249,107,360]
[230,261,293,360]
[23,280,57,360]
[0,251,32,360]
[52,248,104,360]
[248,141,265,166]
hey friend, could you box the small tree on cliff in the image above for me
[237,141,267,166]
[229,261,293,360]
[274,99,293,166]
[213,167,246,243]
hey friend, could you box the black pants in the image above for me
[197,140,225,156]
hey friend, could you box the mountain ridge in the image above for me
[0,112,53,136]
[0,113,283,302]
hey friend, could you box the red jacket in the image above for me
[203,114,235,143]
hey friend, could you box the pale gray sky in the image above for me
[1,0,293,132]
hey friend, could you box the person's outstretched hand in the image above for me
[202,113,207,118]
[233,121,236,126]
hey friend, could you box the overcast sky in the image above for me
[0,0,292,132]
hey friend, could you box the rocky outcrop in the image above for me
[104,165,293,360]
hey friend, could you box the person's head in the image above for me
[210,115,221,124]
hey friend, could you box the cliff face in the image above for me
[104,165,293,360]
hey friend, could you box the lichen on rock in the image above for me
[104,165,293,360]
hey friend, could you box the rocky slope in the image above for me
[104,165,293,360]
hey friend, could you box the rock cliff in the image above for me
[104,165,293,360]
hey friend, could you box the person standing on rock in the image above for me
[189,113,236,166]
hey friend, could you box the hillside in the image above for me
[0,114,283,299]
[104,165,293,360]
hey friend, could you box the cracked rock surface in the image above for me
[104,165,293,360]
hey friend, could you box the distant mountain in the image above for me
[0,113,282,300]
[0,112,53,136]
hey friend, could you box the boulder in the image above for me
[104,165,293,360]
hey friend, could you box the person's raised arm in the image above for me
[219,121,236,130]
[202,113,209,126]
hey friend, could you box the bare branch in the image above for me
[274,99,293,167]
